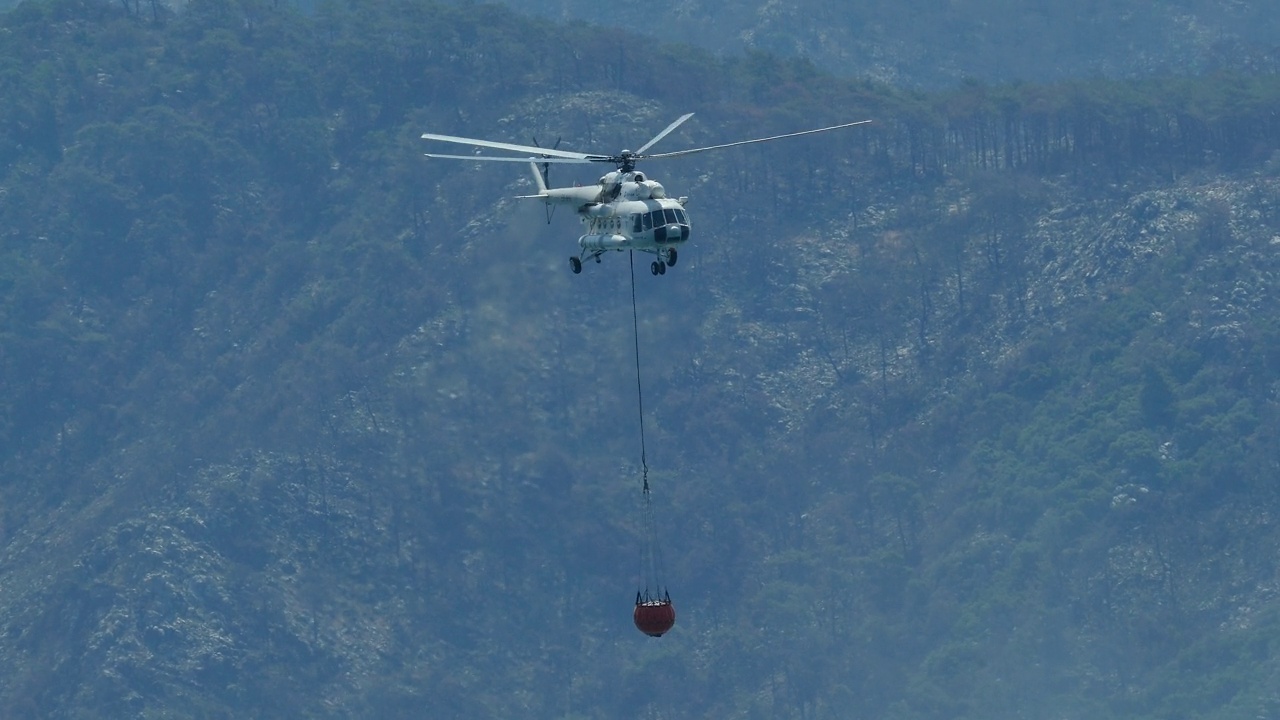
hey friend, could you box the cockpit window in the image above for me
[663,208,678,225]
[675,208,688,224]
[643,212,653,231]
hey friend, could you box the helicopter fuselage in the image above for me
[577,197,690,250]
[525,168,690,274]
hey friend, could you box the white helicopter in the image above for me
[422,114,871,276]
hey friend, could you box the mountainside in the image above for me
[3,0,1280,718]
[459,0,1280,86]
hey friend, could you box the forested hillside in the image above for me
[464,0,1280,86]
[3,0,1280,718]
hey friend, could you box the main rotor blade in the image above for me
[421,132,600,161]
[424,152,595,164]
[635,113,695,154]
[641,119,873,161]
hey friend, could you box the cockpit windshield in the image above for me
[639,207,688,230]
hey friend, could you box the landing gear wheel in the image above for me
[665,248,678,267]
[658,261,667,275]
[650,261,662,276]
[569,256,582,274]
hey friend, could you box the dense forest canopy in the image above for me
[2,0,1280,718]
[454,0,1280,86]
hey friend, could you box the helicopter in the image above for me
[421,114,871,276]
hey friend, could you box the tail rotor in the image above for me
[532,135,562,187]
[532,135,562,224]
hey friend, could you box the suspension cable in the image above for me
[629,251,664,597]
[629,251,649,488]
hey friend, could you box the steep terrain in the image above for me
[462,0,1280,86]
[2,1,1280,718]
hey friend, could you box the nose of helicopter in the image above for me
[655,223,689,244]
